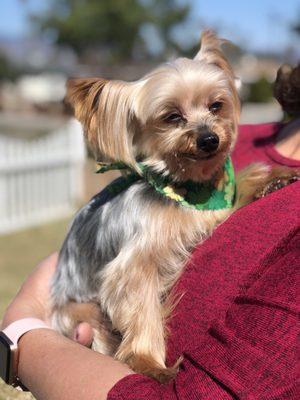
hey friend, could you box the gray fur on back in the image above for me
[51,177,169,307]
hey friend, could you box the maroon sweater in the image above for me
[108,123,300,400]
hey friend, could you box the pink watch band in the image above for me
[3,318,52,345]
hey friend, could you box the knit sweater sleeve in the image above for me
[107,231,299,400]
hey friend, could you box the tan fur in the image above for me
[57,31,298,382]
[96,202,229,380]
[51,302,121,355]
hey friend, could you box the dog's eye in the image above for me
[209,101,223,113]
[164,113,183,123]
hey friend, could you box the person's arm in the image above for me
[3,232,299,400]
[18,330,134,400]
[1,253,134,400]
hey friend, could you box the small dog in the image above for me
[50,31,296,382]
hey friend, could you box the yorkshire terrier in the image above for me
[50,31,298,382]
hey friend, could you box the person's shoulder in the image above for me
[211,181,299,248]
[231,180,300,239]
[250,179,300,212]
[238,122,281,140]
[233,122,284,169]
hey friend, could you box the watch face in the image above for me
[0,332,13,384]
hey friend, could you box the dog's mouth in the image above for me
[178,152,217,161]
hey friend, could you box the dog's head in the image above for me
[66,31,240,182]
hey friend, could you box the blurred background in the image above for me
[0,1,299,395]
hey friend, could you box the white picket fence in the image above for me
[0,118,86,234]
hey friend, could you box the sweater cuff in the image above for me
[107,373,162,400]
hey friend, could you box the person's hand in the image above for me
[1,253,94,346]
[2,253,58,329]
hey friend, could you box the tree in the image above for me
[292,16,300,35]
[0,53,20,82]
[247,76,273,103]
[31,0,191,62]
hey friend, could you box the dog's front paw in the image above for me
[126,354,182,383]
[253,167,300,199]
[236,164,299,207]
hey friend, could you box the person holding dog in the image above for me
[1,63,299,400]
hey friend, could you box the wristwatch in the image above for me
[0,318,52,389]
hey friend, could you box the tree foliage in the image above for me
[291,10,300,36]
[0,53,20,82]
[247,76,273,103]
[32,0,191,61]
[294,23,300,35]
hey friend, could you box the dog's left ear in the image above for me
[194,30,235,79]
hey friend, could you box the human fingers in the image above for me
[72,322,94,347]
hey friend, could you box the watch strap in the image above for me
[1,318,52,390]
[3,318,52,345]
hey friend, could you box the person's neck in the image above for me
[275,118,300,161]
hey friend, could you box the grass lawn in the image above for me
[0,381,34,400]
[0,217,71,316]
[0,217,71,399]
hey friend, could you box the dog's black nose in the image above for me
[196,131,219,153]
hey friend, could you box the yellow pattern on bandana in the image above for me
[96,157,236,210]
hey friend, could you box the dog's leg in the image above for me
[100,251,179,383]
[235,163,299,208]
[252,166,300,199]
[235,163,271,208]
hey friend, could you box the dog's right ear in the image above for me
[65,77,108,149]
[65,77,139,167]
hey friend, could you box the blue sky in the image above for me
[192,0,300,52]
[0,0,299,52]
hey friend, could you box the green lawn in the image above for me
[0,218,71,317]
[0,218,71,399]
[0,381,34,400]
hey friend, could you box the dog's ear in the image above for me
[194,30,235,78]
[65,77,107,151]
[65,77,138,167]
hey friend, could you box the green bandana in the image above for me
[95,157,236,210]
